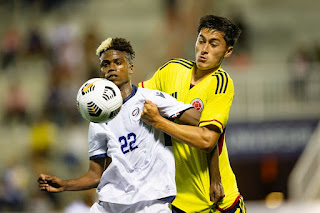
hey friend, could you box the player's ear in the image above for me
[224,46,233,58]
[129,64,134,74]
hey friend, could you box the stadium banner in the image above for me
[226,119,319,158]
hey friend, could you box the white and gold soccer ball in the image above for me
[76,78,122,123]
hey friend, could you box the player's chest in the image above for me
[171,82,211,113]
[184,88,208,112]
[105,99,147,155]
[107,99,144,133]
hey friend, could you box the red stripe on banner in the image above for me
[199,119,224,130]
[217,195,242,212]
[141,82,144,88]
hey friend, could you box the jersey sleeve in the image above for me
[146,89,192,119]
[88,122,108,159]
[199,74,234,133]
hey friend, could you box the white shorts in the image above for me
[90,200,171,213]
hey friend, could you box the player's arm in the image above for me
[208,146,225,203]
[179,105,225,203]
[142,100,220,152]
[142,100,225,202]
[176,106,201,126]
[38,157,109,192]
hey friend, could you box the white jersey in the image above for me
[88,86,192,205]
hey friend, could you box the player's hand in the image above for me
[38,174,66,193]
[210,179,225,204]
[141,100,163,126]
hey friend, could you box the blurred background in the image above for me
[0,0,320,212]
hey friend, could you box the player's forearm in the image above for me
[208,146,225,203]
[208,145,222,182]
[64,158,105,191]
[155,117,219,152]
[64,171,101,191]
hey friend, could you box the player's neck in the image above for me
[192,66,219,85]
[119,82,132,100]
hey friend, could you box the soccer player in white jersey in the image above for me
[38,37,203,213]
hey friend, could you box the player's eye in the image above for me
[101,61,110,67]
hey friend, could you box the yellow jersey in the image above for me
[139,58,240,212]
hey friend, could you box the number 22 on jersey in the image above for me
[118,133,138,154]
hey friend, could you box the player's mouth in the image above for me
[198,56,207,63]
[107,75,118,81]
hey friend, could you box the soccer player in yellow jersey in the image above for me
[139,15,246,212]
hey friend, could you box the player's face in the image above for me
[195,28,233,71]
[99,50,133,87]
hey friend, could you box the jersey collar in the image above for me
[123,85,137,104]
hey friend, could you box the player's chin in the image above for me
[106,78,117,84]
[110,80,120,86]
[196,63,209,71]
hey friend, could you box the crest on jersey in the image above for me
[132,108,140,117]
[131,107,140,121]
[191,98,204,112]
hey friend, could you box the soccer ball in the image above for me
[76,78,122,123]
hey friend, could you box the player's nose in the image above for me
[109,62,117,70]
[201,43,209,54]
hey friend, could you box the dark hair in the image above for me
[198,15,241,47]
[105,38,135,64]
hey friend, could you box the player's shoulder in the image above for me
[137,87,163,96]
[136,86,149,94]
[137,87,169,100]
[209,68,234,94]
[159,58,195,71]
[88,121,109,135]
[211,67,232,78]
[211,68,233,83]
